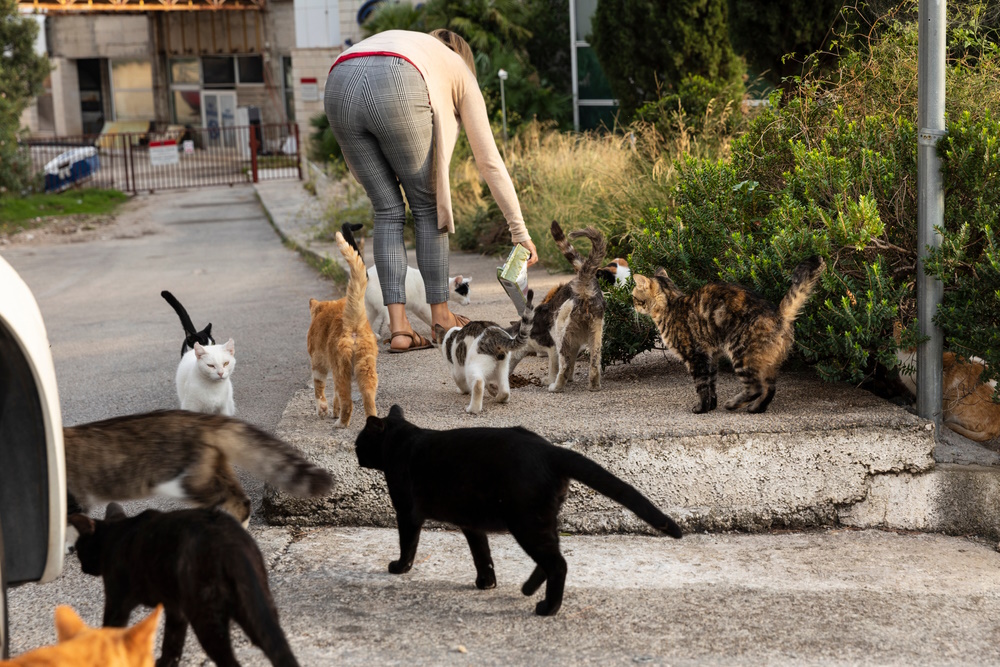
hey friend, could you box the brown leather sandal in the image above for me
[389,330,434,353]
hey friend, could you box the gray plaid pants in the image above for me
[324,56,449,305]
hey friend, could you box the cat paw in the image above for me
[692,402,712,414]
[388,560,412,574]
[316,402,328,417]
[588,381,601,391]
[547,382,564,393]
[465,403,482,414]
[534,600,561,616]
[334,418,350,428]
[495,392,510,404]
[475,572,497,590]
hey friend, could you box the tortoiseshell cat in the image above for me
[509,221,607,392]
[632,256,825,414]
[0,604,161,667]
[70,503,300,667]
[355,405,683,616]
[432,289,535,414]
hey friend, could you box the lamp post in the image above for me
[498,68,509,145]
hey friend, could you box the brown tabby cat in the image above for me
[897,348,1000,442]
[307,224,378,427]
[509,221,607,392]
[0,605,161,667]
[64,410,334,526]
[632,256,825,414]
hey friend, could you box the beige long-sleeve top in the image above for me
[333,30,530,243]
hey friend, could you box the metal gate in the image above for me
[22,123,301,194]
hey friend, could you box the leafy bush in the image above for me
[308,113,346,175]
[611,13,1000,387]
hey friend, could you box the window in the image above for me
[110,60,154,121]
[170,58,200,85]
[202,55,265,87]
[202,56,236,87]
[237,56,264,85]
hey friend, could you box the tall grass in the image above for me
[451,106,739,269]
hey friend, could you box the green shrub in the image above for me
[308,112,346,174]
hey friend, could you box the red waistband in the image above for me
[329,51,422,76]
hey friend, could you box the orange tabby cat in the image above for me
[307,226,378,427]
[897,348,1000,442]
[1,605,161,666]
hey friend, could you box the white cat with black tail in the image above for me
[176,338,236,415]
[365,267,472,338]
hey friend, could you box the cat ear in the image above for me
[105,502,127,521]
[388,404,405,420]
[653,267,681,295]
[432,324,448,343]
[224,338,235,355]
[452,275,463,287]
[68,513,96,537]
[364,415,385,432]
[204,323,213,338]
[124,605,162,656]
[633,275,650,289]
[54,605,88,642]
[194,342,206,357]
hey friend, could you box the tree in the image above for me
[590,0,744,121]
[0,0,51,196]
[363,0,570,129]
[727,0,845,87]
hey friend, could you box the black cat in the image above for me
[161,290,214,356]
[356,405,683,616]
[69,503,300,667]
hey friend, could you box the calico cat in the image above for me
[509,221,607,393]
[63,410,333,526]
[366,268,473,339]
[432,289,535,414]
[632,256,825,414]
[0,604,161,667]
[307,224,379,427]
[175,339,236,416]
[596,258,631,287]
[355,405,683,616]
[69,504,300,667]
[896,348,1000,442]
[161,291,213,357]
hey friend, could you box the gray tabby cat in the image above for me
[64,410,333,526]
[433,289,535,414]
[509,221,607,392]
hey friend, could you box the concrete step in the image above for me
[263,353,953,535]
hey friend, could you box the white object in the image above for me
[365,267,471,338]
[0,255,66,585]
[176,339,236,416]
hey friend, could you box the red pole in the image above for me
[294,122,302,181]
[249,125,259,184]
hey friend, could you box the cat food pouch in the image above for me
[497,244,531,315]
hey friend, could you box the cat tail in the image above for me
[553,448,683,538]
[340,222,364,259]
[551,220,585,271]
[212,418,334,497]
[161,290,202,338]
[230,551,302,667]
[778,255,826,328]
[335,230,369,329]
[567,227,608,302]
[501,289,535,351]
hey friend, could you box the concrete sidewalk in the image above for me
[254,178,1000,539]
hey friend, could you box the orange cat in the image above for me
[307,225,379,427]
[1,605,161,666]
[897,348,1000,442]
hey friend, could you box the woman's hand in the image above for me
[522,238,539,267]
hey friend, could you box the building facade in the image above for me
[18,0,369,143]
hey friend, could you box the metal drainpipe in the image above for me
[916,0,946,432]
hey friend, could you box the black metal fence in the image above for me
[21,123,301,194]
